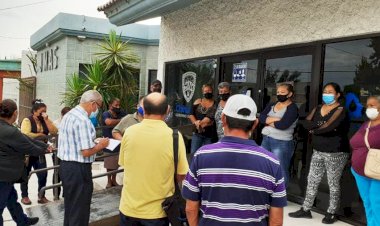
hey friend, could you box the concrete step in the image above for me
[24,186,121,226]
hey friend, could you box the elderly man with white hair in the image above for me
[57,90,109,226]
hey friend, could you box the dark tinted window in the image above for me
[165,59,216,126]
[324,38,380,121]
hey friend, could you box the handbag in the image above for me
[161,129,188,226]
[364,121,380,179]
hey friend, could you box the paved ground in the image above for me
[3,154,353,226]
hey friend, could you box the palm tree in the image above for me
[63,30,141,111]
[62,61,120,109]
[63,72,87,108]
[95,30,140,110]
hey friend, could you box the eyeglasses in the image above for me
[93,101,102,108]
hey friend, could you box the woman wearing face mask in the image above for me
[20,99,58,205]
[289,82,349,224]
[215,82,231,140]
[350,96,380,226]
[259,83,298,187]
[0,99,53,225]
[101,98,126,188]
[189,84,217,153]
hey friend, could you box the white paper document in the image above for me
[95,138,121,151]
[105,139,121,151]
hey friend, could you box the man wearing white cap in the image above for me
[182,94,287,226]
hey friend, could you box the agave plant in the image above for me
[62,73,86,108]
[63,30,140,111]
[95,30,140,110]
[83,60,121,109]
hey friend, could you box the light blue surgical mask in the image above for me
[90,107,99,119]
[137,106,144,116]
[322,94,336,105]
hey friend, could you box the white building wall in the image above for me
[134,44,159,95]
[145,45,159,92]
[35,36,159,120]
[157,0,380,80]
[3,78,19,107]
[35,38,68,121]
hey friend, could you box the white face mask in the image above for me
[366,108,379,120]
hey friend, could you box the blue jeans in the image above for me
[190,133,213,154]
[120,212,169,226]
[0,182,28,226]
[20,155,47,198]
[261,135,294,187]
[351,167,380,226]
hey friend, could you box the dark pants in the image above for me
[60,161,93,226]
[0,182,28,226]
[20,155,47,198]
[120,212,169,226]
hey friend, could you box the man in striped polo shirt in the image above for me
[183,94,286,226]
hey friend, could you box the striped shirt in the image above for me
[182,136,287,226]
[57,105,96,163]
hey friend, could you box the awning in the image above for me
[98,0,200,26]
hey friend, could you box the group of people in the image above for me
[182,81,380,225]
[0,79,380,226]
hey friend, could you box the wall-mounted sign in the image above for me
[232,62,247,82]
[39,46,59,72]
[182,71,196,103]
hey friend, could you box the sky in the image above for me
[0,0,160,59]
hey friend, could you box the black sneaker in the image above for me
[288,208,312,219]
[322,213,337,224]
[26,217,39,225]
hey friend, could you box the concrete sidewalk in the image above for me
[3,155,353,226]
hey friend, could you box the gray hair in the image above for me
[80,90,103,104]
[218,82,230,90]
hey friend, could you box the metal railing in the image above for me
[28,125,122,200]
[28,127,121,200]
[28,165,59,180]
[38,168,124,199]
[29,151,121,200]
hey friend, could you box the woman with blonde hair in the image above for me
[189,84,217,153]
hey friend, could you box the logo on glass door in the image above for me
[182,72,196,103]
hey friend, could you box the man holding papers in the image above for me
[57,90,109,226]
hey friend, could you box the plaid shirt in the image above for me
[57,105,96,163]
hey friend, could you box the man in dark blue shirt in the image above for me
[101,98,126,188]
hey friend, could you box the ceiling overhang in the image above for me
[98,0,200,26]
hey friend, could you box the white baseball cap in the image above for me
[222,94,257,121]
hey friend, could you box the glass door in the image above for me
[221,54,260,109]
[262,53,313,197]
[264,55,313,115]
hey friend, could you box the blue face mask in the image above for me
[137,106,144,116]
[322,94,336,105]
[90,107,99,119]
